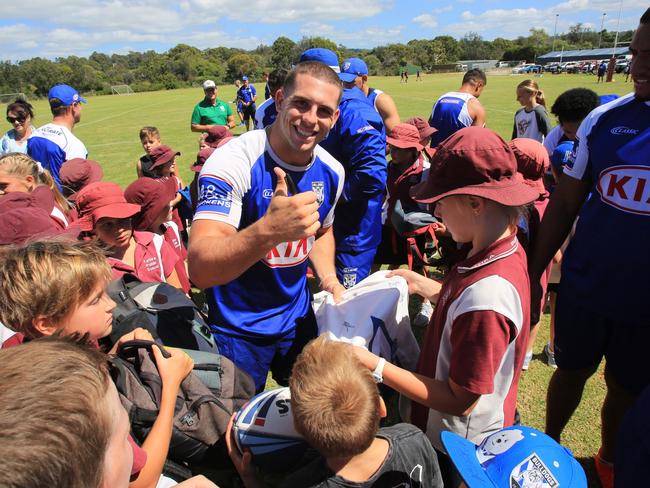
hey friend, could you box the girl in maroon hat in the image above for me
[125,177,191,294]
[75,181,184,291]
[354,127,540,487]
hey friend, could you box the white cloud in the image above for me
[412,14,438,29]
[299,22,402,49]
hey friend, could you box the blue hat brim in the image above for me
[440,431,496,488]
[339,72,358,83]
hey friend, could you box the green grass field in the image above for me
[12,72,627,485]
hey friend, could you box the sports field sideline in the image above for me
[13,71,631,483]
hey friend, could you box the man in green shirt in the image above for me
[190,80,235,132]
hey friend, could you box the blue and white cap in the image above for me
[340,57,368,82]
[242,75,249,81]
[551,140,575,171]
[441,426,587,488]
[299,48,340,73]
[48,84,87,106]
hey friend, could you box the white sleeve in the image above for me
[193,139,252,229]
[65,133,88,159]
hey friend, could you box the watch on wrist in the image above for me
[372,357,386,384]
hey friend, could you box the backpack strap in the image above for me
[405,223,440,273]
[151,233,166,282]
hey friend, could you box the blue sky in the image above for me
[0,0,644,61]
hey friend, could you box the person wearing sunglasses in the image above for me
[1,99,35,156]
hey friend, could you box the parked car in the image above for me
[496,61,510,68]
[563,62,580,73]
[545,63,562,74]
[512,63,542,74]
[615,59,630,73]
[581,62,596,74]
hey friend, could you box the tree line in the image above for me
[0,25,634,98]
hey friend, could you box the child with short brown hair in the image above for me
[136,126,161,178]
[227,335,442,487]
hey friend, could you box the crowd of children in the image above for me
[1,13,648,486]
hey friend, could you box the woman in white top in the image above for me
[1,99,35,155]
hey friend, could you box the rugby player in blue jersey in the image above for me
[189,62,346,393]
[529,9,650,488]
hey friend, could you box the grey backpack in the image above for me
[109,339,255,466]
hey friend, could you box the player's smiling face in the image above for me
[630,22,650,101]
[273,72,340,164]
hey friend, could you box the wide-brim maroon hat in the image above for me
[124,177,176,231]
[387,123,424,152]
[405,116,437,144]
[204,125,232,148]
[75,182,140,232]
[60,158,104,200]
[191,147,216,172]
[149,145,180,170]
[509,138,550,197]
[410,127,540,206]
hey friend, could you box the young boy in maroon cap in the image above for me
[125,177,191,294]
[354,126,539,487]
[75,181,184,290]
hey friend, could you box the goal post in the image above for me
[0,93,26,104]
[111,85,135,95]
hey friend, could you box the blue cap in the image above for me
[551,140,575,170]
[299,48,340,73]
[242,76,249,81]
[340,58,368,83]
[47,84,87,106]
[441,426,587,488]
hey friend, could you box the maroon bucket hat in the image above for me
[60,158,104,199]
[410,127,540,206]
[405,116,437,145]
[149,145,180,170]
[191,147,216,172]
[387,123,424,152]
[204,125,232,148]
[509,138,550,196]
[0,208,63,245]
[75,182,140,232]
[124,177,176,231]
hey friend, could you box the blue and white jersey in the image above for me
[237,85,257,107]
[367,88,383,113]
[320,87,387,252]
[194,130,345,337]
[254,97,277,129]
[429,91,475,147]
[562,93,650,320]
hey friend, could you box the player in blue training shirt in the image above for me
[237,76,257,132]
[254,68,289,130]
[300,48,388,289]
[529,10,650,488]
[189,62,346,393]
[428,69,487,147]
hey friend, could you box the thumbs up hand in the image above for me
[261,167,321,244]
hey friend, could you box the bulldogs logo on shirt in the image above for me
[596,165,650,216]
[312,181,324,206]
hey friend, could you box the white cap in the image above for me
[202,80,216,90]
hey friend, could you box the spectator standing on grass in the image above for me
[340,57,401,134]
[29,84,88,189]
[236,76,257,131]
[428,69,487,147]
[301,48,387,288]
[254,68,289,129]
[188,61,346,393]
[528,9,650,488]
[597,61,607,83]
[512,79,552,143]
[190,80,235,133]
[2,99,35,155]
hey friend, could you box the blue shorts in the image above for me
[554,289,650,394]
[212,309,318,393]
[335,248,377,288]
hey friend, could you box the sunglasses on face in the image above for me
[6,116,26,124]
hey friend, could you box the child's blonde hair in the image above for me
[139,126,160,141]
[289,336,381,458]
[517,79,546,107]
[0,153,71,214]
[0,239,112,338]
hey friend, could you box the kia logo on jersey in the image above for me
[597,165,650,215]
[264,236,315,267]
[610,126,639,136]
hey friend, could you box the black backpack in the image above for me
[109,340,255,466]
[106,274,217,353]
